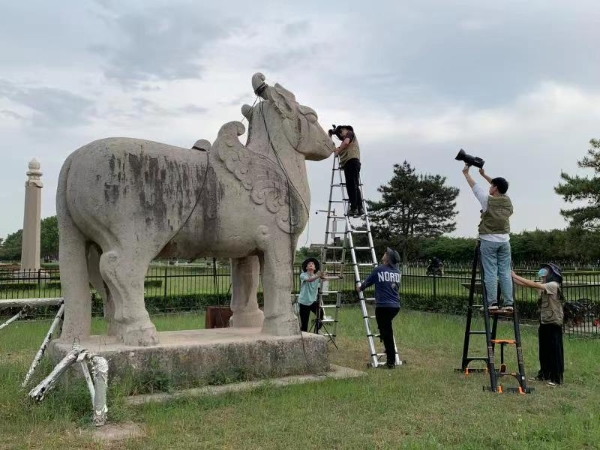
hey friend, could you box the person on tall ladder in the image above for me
[356,248,402,369]
[462,164,515,313]
[329,125,363,217]
[511,264,565,386]
[298,257,325,332]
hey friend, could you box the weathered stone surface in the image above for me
[56,73,333,346]
[49,329,329,388]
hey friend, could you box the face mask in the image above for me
[537,268,549,277]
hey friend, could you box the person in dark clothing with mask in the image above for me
[512,263,565,386]
[329,125,363,217]
[356,247,402,368]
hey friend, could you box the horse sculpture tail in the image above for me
[56,152,93,342]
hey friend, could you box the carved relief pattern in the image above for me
[218,139,303,234]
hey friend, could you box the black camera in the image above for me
[455,149,485,169]
[328,124,353,139]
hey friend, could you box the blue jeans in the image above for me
[480,240,514,306]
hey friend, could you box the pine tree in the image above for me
[555,139,600,230]
[367,161,459,262]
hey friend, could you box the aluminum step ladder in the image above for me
[319,155,402,367]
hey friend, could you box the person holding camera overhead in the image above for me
[462,162,514,313]
[329,125,363,217]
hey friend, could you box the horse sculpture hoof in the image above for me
[119,323,159,347]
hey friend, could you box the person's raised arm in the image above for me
[479,168,493,185]
[356,269,377,292]
[511,271,544,290]
[462,164,476,188]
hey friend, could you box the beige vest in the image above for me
[538,282,564,326]
[478,195,513,235]
[339,136,360,167]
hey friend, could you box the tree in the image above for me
[555,139,600,230]
[367,161,460,262]
[41,216,59,259]
[0,229,22,261]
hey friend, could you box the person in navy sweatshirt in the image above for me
[356,247,401,368]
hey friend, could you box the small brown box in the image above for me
[205,306,233,329]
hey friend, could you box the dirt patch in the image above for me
[91,422,145,443]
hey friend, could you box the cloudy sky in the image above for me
[1,0,599,248]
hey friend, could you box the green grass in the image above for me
[0,309,599,449]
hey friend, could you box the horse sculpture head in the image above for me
[242,73,334,161]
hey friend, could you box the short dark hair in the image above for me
[491,177,509,194]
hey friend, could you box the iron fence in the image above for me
[1,263,599,337]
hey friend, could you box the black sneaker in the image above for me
[347,208,358,217]
[358,208,365,216]
[488,303,499,311]
[386,362,395,369]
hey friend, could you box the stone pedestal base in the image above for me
[49,328,329,389]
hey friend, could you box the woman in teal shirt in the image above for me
[298,258,325,332]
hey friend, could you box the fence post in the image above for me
[432,273,437,301]
[163,265,168,300]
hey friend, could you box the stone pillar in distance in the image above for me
[20,158,43,271]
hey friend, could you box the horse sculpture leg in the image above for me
[99,249,158,346]
[260,244,300,336]
[58,212,92,343]
[87,245,117,336]
[229,256,264,328]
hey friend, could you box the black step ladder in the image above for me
[457,241,533,394]
[319,155,402,368]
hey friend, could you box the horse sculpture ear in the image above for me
[269,83,297,120]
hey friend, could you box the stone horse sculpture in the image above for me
[56,73,333,346]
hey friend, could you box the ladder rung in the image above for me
[320,290,339,295]
[320,305,338,309]
[362,297,375,301]
[365,315,376,319]
[356,263,375,267]
[328,200,345,203]
[323,246,344,250]
[325,261,343,265]
[326,231,346,235]
[492,339,516,345]
[348,230,368,234]
[469,331,487,335]
[321,319,336,323]
[354,247,373,250]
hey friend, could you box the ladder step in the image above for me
[348,230,368,234]
[320,290,339,295]
[469,331,487,335]
[354,247,373,250]
[325,261,343,265]
[365,315,376,319]
[356,263,376,267]
[361,297,375,301]
[323,246,344,250]
[492,339,516,345]
[320,305,338,309]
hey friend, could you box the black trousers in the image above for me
[375,307,399,365]
[537,323,564,384]
[299,301,323,332]
[342,158,362,210]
